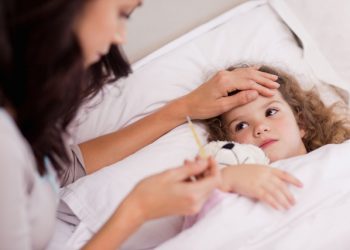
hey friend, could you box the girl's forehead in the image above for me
[223,91,286,119]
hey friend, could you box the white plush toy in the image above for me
[203,141,270,168]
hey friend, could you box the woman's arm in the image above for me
[81,196,144,250]
[82,157,220,249]
[79,97,187,174]
[80,67,280,173]
[220,164,303,210]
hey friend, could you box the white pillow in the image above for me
[268,0,350,99]
[61,1,348,249]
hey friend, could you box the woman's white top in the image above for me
[0,109,58,249]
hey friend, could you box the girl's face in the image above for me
[222,91,307,162]
[75,0,142,66]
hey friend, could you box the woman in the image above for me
[0,0,279,249]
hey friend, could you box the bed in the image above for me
[48,0,350,249]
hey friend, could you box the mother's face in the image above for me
[74,0,142,66]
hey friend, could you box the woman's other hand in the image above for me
[181,66,279,119]
[221,164,303,210]
[124,156,221,222]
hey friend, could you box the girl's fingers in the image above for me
[275,170,303,188]
[262,192,281,210]
[279,182,296,206]
[269,182,293,209]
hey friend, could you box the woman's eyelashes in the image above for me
[117,10,131,20]
[120,12,131,19]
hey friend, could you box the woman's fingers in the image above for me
[253,75,280,88]
[248,82,277,97]
[223,80,275,98]
[181,66,279,119]
[249,66,278,81]
[222,90,258,110]
[223,67,279,97]
[208,156,220,176]
[258,71,279,81]
[190,175,219,198]
[174,160,206,181]
[175,157,219,182]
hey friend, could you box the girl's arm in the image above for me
[80,68,279,173]
[82,157,220,249]
[220,164,303,210]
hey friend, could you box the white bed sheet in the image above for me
[156,140,350,250]
[51,1,349,249]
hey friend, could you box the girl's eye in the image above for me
[266,108,278,117]
[235,122,248,132]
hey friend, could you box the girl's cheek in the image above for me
[232,133,247,144]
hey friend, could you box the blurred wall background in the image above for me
[124,0,248,63]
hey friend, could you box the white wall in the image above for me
[123,0,247,63]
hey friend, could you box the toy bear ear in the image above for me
[222,142,235,150]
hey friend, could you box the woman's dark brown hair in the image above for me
[0,0,131,175]
[206,65,350,153]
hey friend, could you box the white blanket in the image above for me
[156,140,350,250]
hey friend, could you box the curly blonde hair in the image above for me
[205,65,350,152]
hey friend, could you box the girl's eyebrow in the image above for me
[263,100,284,109]
[226,100,284,128]
[226,114,244,129]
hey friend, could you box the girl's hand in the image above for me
[221,164,303,210]
[124,156,221,222]
[181,66,279,120]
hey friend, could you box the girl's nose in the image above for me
[254,123,270,137]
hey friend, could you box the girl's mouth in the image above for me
[259,139,277,149]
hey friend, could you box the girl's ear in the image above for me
[296,111,306,138]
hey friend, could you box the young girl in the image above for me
[208,65,350,157]
[183,65,350,229]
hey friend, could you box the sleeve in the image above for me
[59,144,87,187]
[0,141,31,250]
